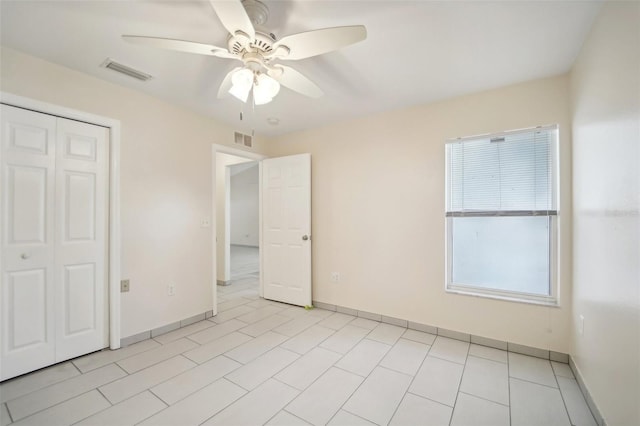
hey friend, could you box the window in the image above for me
[445,125,558,305]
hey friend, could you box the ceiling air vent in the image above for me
[234,131,253,148]
[101,58,152,81]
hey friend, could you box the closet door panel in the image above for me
[54,117,108,361]
[0,105,57,381]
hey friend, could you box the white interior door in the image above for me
[54,118,109,361]
[262,153,311,307]
[0,105,109,380]
[0,105,57,380]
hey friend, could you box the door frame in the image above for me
[1,92,122,349]
[211,144,265,315]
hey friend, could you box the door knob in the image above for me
[302,235,309,241]
[20,253,30,259]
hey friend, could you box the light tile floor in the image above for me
[1,274,597,426]
[230,245,259,278]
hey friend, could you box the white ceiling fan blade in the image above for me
[218,67,243,99]
[122,35,238,60]
[269,65,323,98]
[271,26,367,61]
[209,0,255,40]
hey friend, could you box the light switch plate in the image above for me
[121,279,130,292]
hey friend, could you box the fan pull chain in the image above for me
[238,95,256,138]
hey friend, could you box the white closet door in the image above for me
[1,105,57,380]
[0,105,109,380]
[54,118,109,361]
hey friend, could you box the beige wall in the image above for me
[0,46,268,338]
[570,2,640,424]
[266,75,573,353]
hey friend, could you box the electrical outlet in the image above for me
[167,284,175,296]
[201,217,211,228]
[120,279,130,292]
[579,315,585,336]
[330,272,340,283]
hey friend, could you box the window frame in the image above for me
[444,125,560,306]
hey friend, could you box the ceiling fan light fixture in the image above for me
[229,68,254,102]
[253,73,280,104]
[229,68,280,105]
[229,83,251,102]
[256,73,280,98]
[253,92,273,105]
[231,67,253,89]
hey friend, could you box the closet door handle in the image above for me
[21,253,30,260]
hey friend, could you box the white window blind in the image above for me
[445,125,559,303]
[446,126,557,215]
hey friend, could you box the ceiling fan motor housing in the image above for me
[228,30,275,56]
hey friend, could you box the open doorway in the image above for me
[211,145,311,314]
[228,161,259,281]
[212,146,265,314]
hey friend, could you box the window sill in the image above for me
[446,285,559,307]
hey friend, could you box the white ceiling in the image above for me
[0,0,602,136]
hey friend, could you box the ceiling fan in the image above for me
[123,0,367,105]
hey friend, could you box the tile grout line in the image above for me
[67,386,122,424]
[447,341,470,425]
[115,341,197,374]
[552,360,570,405]
[508,352,512,426]
[385,334,438,425]
[94,386,112,407]
[457,390,510,408]
[223,347,297,393]
[279,354,365,425]
[10,363,131,423]
[405,390,458,409]
[147,386,170,406]
[98,354,197,405]
[326,323,412,425]
[126,392,169,426]
[189,378,248,426]
[465,351,508,365]
[327,405,375,426]
[387,389,410,426]
[3,402,13,424]
[375,365,423,425]
[70,359,83,375]
[552,364,580,426]
[278,408,311,425]
[11,386,107,424]
[76,339,174,374]
[428,352,468,367]
[509,375,561,390]
[1,361,84,404]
